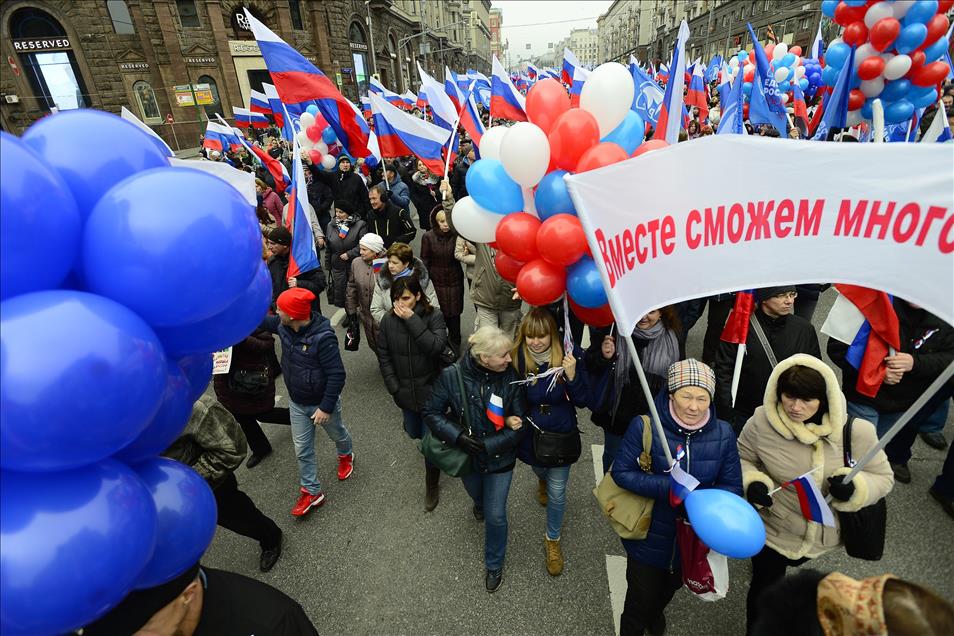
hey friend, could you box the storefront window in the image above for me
[133,80,160,122]
[350,22,369,95]
[9,7,89,111]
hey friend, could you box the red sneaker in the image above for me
[290,488,325,517]
[337,453,354,481]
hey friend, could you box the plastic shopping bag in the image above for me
[676,518,728,601]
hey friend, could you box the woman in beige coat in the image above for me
[738,353,894,633]
[345,232,386,354]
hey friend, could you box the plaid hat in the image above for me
[667,359,716,397]
[267,226,292,246]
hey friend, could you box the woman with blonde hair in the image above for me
[422,325,527,593]
[511,308,588,577]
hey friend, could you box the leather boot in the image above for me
[424,465,440,511]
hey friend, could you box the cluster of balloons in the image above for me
[296,103,343,170]
[725,41,814,117]
[452,66,670,326]
[1,110,266,634]
[820,0,952,125]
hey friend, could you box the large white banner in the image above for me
[565,135,954,334]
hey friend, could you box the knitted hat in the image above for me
[359,232,385,254]
[816,572,896,636]
[667,359,716,397]
[267,226,292,246]
[277,288,316,320]
[759,285,796,301]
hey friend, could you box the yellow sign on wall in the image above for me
[173,84,194,106]
[192,83,214,105]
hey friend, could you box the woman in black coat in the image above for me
[377,275,448,511]
[323,203,367,308]
[408,159,439,231]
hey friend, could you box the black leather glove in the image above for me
[746,482,774,508]
[827,475,856,502]
[457,432,486,456]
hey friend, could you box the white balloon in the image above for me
[299,112,316,130]
[854,44,877,69]
[860,77,885,98]
[846,110,863,126]
[729,56,740,68]
[315,140,329,154]
[744,64,755,74]
[772,42,788,61]
[883,54,912,80]
[781,93,790,104]
[795,66,807,79]
[297,130,314,150]
[864,1,895,28]
[499,122,551,188]
[829,37,844,48]
[451,196,502,243]
[892,0,915,19]
[580,62,635,137]
[477,126,508,161]
[774,67,789,83]
[320,154,337,170]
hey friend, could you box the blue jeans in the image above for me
[846,401,903,439]
[461,470,514,571]
[603,431,624,474]
[289,398,352,495]
[532,464,571,540]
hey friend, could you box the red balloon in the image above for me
[834,1,867,26]
[306,125,322,142]
[743,67,755,83]
[857,56,885,81]
[911,61,951,87]
[308,149,323,164]
[869,18,901,52]
[743,103,750,119]
[921,14,950,50]
[907,51,927,76]
[848,89,866,111]
[526,79,571,135]
[548,109,601,171]
[495,212,542,262]
[576,142,629,173]
[536,214,587,267]
[494,251,525,283]
[516,259,566,307]
[632,139,668,157]
[748,50,755,64]
[789,45,803,56]
[568,298,614,328]
[843,21,869,47]
[764,43,775,59]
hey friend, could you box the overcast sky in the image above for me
[492,0,613,62]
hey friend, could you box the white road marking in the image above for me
[331,308,346,327]
[593,443,624,636]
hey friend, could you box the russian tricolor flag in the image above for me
[203,121,242,153]
[486,393,505,430]
[783,471,835,527]
[459,81,486,148]
[249,89,271,116]
[360,96,372,119]
[372,257,387,273]
[418,63,460,132]
[653,21,690,144]
[262,83,287,133]
[490,55,527,122]
[369,76,406,109]
[562,47,581,85]
[233,107,269,129]
[285,135,320,279]
[416,89,428,110]
[245,9,369,157]
[569,66,589,108]
[669,446,700,507]
[401,90,416,110]
[369,92,451,175]
[444,67,464,111]
[527,63,539,82]
[920,100,952,143]
[685,62,709,122]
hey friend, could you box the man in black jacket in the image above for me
[311,154,370,218]
[450,143,475,201]
[828,298,954,483]
[367,184,416,248]
[266,226,326,312]
[715,286,821,433]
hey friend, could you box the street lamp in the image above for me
[398,19,471,89]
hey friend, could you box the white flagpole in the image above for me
[730,343,745,407]
[768,465,825,496]
[442,81,473,196]
[872,99,885,143]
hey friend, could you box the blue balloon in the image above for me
[922,35,949,63]
[465,159,523,215]
[113,360,193,464]
[910,87,938,109]
[798,78,809,91]
[895,23,928,54]
[321,127,337,143]
[861,98,874,119]
[21,110,169,220]
[365,155,379,168]
[903,0,938,25]
[743,82,753,95]
[822,65,839,86]
[884,99,916,124]
[306,104,320,116]
[133,457,217,589]
[778,81,791,94]
[534,170,577,220]
[881,78,912,102]
[566,257,607,309]
[685,488,766,559]
[1,290,167,471]
[0,132,81,300]
[821,0,838,16]
[82,167,262,327]
[601,110,645,155]
[825,43,851,69]
[156,261,271,357]
[737,51,748,62]
[781,53,796,68]
[843,0,866,5]
[177,353,213,402]
[0,460,157,635]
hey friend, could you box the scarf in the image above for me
[611,322,680,415]
[394,266,413,280]
[669,400,710,431]
[528,346,551,368]
[335,217,353,239]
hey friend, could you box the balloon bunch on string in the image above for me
[724,42,818,117]
[295,104,341,170]
[819,0,952,125]
[1,110,268,635]
[451,64,670,326]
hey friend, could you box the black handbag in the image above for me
[227,367,270,395]
[529,417,582,467]
[344,314,361,352]
[837,417,887,561]
[419,364,473,477]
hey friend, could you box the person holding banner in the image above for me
[737,354,894,633]
[612,359,741,636]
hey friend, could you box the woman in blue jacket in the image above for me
[611,359,742,636]
[511,308,587,577]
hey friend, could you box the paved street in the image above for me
[203,274,954,635]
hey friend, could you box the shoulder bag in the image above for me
[593,415,656,540]
[529,413,582,467]
[419,364,473,477]
[227,366,271,395]
[837,417,887,561]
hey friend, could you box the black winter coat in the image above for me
[714,310,820,424]
[450,159,470,201]
[408,173,439,230]
[212,328,280,415]
[422,353,527,473]
[312,165,370,218]
[829,299,954,413]
[366,201,415,248]
[267,253,326,311]
[377,304,448,412]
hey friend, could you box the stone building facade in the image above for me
[0,0,490,145]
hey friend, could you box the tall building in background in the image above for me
[598,0,656,64]
[489,7,505,61]
[567,28,599,67]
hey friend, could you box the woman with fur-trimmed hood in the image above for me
[738,353,894,633]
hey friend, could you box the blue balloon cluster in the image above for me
[0,110,264,634]
[465,159,524,215]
